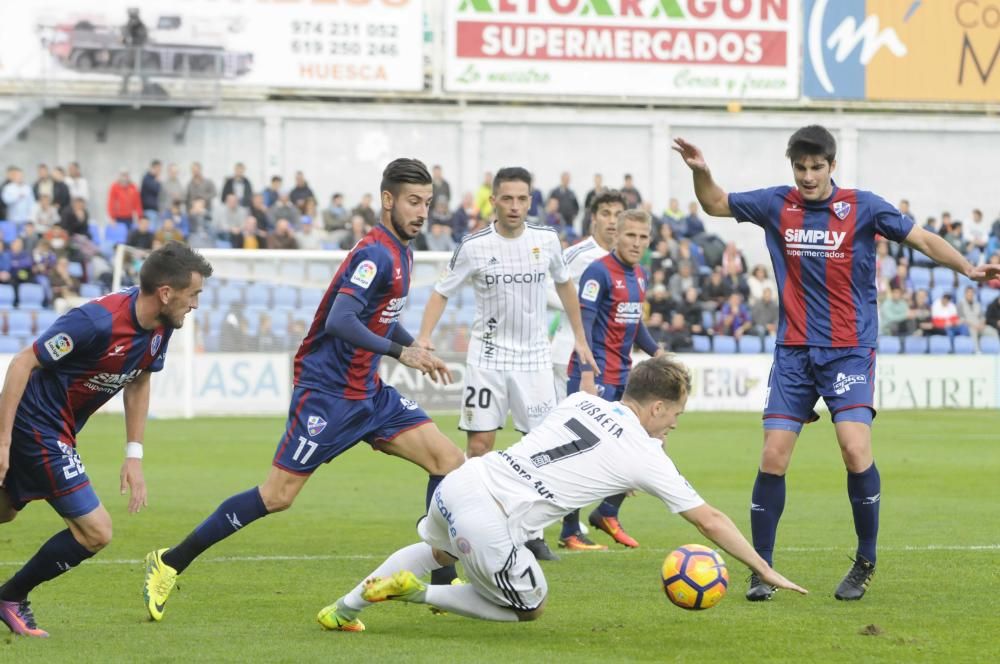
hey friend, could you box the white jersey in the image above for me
[471,391,705,544]
[436,222,569,371]
[548,236,609,367]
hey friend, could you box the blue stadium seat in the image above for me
[300,289,325,310]
[273,287,299,309]
[245,285,272,309]
[104,222,129,246]
[244,313,261,336]
[197,288,217,308]
[763,335,776,354]
[0,336,22,353]
[980,288,1000,308]
[737,335,762,353]
[277,261,306,283]
[67,262,85,279]
[0,284,14,308]
[713,335,737,353]
[927,336,952,354]
[80,283,103,299]
[216,287,244,308]
[910,250,933,267]
[903,335,928,354]
[203,331,221,352]
[979,335,1000,354]
[930,286,954,303]
[0,220,17,243]
[700,310,714,332]
[909,266,931,290]
[6,311,33,336]
[877,336,901,354]
[952,336,975,354]
[307,262,332,283]
[17,283,45,310]
[320,241,339,251]
[35,310,58,333]
[931,267,955,289]
[692,335,711,353]
[88,223,101,243]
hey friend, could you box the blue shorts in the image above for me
[566,377,625,401]
[764,346,876,433]
[3,427,101,518]
[273,383,431,475]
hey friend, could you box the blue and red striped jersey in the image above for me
[568,252,647,386]
[729,185,914,348]
[294,224,411,399]
[16,287,171,444]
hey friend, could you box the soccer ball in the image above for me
[661,544,729,610]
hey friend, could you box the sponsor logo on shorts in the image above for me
[44,332,74,360]
[526,400,553,417]
[833,372,867,395]
[307,415,328,437]
[400,397,420,411]
[581,279,600,302]
[350,260,378,288]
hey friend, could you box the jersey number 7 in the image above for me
[530,418,600,468]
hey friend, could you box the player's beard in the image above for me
[389,206,420,241]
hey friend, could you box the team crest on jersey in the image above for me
[531,247,541,260]
[307,415,328,437]
[150,334,162,356]
[350,260,378,288]
[833,201,851,220]
[581,279,601,302]
[44,332,74,360]
[638,277,646,290]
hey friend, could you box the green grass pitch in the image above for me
[1,410,997,662]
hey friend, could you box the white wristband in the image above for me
[125,441,144,460]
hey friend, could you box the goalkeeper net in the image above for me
[111,245,473,417]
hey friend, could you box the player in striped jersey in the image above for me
[418,167,598,563]
[0,243,211,637]
[675,126,1000,602]
[143,159,465,626]
[548,190,625,402]
[559,208,662,551]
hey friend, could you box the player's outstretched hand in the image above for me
[758,567,808,595]
[968,264,1000,283]
[399,346,453,384]
[574,340,601,377]
[672,137,708,172]
[120,458,148,513]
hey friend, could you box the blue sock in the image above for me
[162,487,268,573]
[597,493,627,518]
[426,474,457,585]
[847,462,880,564]
[750,471,786,566]
[0,529,94,601]
[560,509,581,539]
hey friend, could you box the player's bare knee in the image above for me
[760,448,791,475]
[77,521,113,552]
[261,490,295,513]
[0,505,18,524]
[516,602,546,622]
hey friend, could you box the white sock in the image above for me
[341,542,440,613]
[424,585,519,622]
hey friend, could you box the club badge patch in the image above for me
[581,279,601,302]
[44,333,74,360]
[833,201,851,220]
[307,415,328,437]
[150,333,162,356]
[350,260,378,288]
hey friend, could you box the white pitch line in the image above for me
[0,544,996,567]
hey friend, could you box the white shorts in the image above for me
[419,464,548,611]
[460,365,557,433]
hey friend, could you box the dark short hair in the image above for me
[786,125,837,164]
[492,167,532,193]
[381,158,432,198]
[151,159,161,167]
[139,242,213,294]
[590,189,626,214]
[624,355,691,405]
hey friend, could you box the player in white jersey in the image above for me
[316,356,806,630]
[418,167,597,563]
[548,190,624,401]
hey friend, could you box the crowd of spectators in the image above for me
[2,160,999,354]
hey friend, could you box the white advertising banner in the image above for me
[445,0,800,99]
[0,0,424,91]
